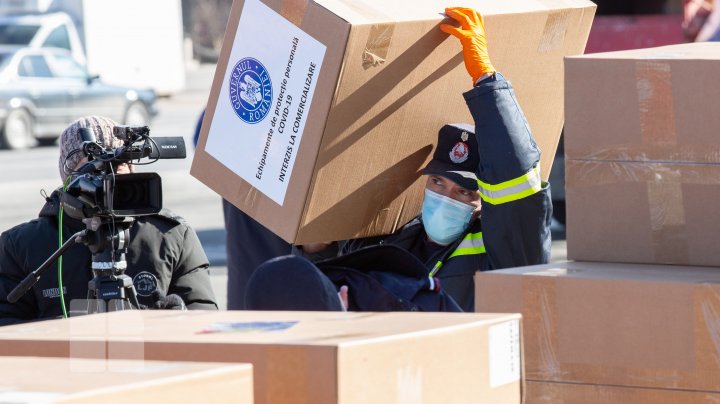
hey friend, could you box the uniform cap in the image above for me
[421,123,479,190]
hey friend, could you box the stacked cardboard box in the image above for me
[0,356,252,403]
[564,42,720,266]
[0,310,524,404]
[476,261,720,404]
[191,0,595,243]
[526,381,720,403]
[474,42,720,403]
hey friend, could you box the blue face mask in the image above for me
[421,188,475,245]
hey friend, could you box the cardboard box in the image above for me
[564,42,720,266]
[191,0,596,243]
[474,261,720,392]
[0,311,523,404]
[0,356,252,403]
[526,381,720,404]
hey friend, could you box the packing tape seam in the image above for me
[635,60,689,264]
[566,143,720,163]
[567,157,720,166]
[522,278,561,380]
[362,23,395,69]
[700,285,720,368]
[524,379,720,394]
[566,160,720,187]
[538,10,571,53]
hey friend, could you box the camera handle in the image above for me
[7,230,87,303]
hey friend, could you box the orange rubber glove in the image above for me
[440,7,495,84]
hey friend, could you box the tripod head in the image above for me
[81,216,141,313]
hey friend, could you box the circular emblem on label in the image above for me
[229,57,273,124]
[449,142,469,164]
[133,271,158,297]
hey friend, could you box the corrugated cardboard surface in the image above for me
[474,261,720,392]
[564,42,720,266]
[565,42,720,163]
[526,381,720,404]
[566,160,720,265]
[191,0,595,243]
[0,311,523,404]
[0,356,252,403]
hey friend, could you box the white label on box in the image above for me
[488,319,521,388]
[205,0,326,205]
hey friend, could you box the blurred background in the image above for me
[0,0,708,309]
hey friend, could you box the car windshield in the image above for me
[0,24,40,45]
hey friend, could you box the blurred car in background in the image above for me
[0,12,85,65]
[0,46,157,150]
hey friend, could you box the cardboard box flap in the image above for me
[314,0,595,24]
[567,41,720,60]
[495,260,720,283]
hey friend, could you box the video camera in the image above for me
[60,125,186,220]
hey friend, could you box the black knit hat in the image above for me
[421,123,479,190]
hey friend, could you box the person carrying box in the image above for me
[247,7,553,312]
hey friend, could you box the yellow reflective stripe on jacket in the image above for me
[448,232,485,259]
[428,232,485,277]
[477,164,543,205]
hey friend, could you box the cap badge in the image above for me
[461,131,469,142]
[449,142,469,164]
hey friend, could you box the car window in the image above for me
[0,53,11,69]
[17,55,52,78]
[42,25,71,50]
[48,52,87,79]
[0,24,40,45]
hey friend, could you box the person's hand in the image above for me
[683,0,713,41]
[153,294,187,310]
[300,242,332,254]
[440,7,495,84]
[338,285,349,311]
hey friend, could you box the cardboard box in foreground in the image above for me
[0,356,252,403]
[526,381,720,404]
[565,42,720,266]
[0,311,523,404]
[191,0,596,243]
[475,261,720,393]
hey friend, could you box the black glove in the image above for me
[151,293,187,310]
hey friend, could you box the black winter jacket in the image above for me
[0,190,218,326]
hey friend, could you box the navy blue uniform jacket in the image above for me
[342,73,553,311]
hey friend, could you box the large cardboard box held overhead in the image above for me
[474,261,720,393]
[0,356,252,403]
[191,0,596,243]
[0,311,524,404]
[565,42,720,266]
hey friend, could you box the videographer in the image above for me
[0,116,218,326]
